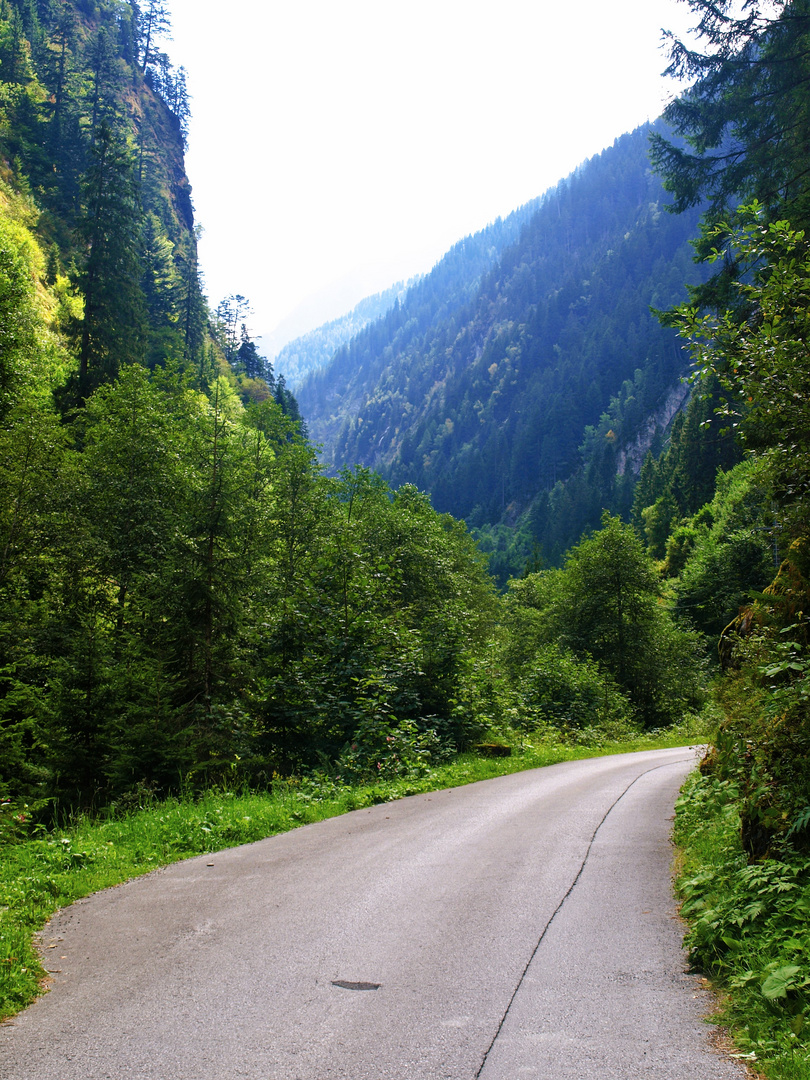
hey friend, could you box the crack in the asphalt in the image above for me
[473,754,696,1079]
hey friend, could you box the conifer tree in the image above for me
[72,120,146,397]
[651,0,810,303]
[179,242,208,383]
[136,0,170,72]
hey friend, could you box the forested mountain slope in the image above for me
[274,279,417,390]
[0,0,207,388]
[295,194,544,445]
[297,124,706,565]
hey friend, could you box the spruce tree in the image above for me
[651,0,810,300]
[72,120,146,398]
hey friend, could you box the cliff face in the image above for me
[0,0,197,265]
[0,0,211,396]
[615,383,691,479]
[129,76,195,238]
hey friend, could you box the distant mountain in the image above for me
[273,280,419,390]
[296,195,546,444]
[297,123,706,571]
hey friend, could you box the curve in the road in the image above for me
[0,747,747,1080]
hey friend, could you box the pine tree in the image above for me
[651,1,810,284]
[215,294,251,365]
[136,0,170,72]
[178,239,208,384]
[72,120,146,398]
[235,325,268,380]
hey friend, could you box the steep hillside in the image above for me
[0,0,207,392]
[296,195,545,449]
[297,123,706,566]
[274,278,418,390]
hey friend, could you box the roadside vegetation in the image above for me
[674,769,810,1080]
[1,3,809,1076]
[655,6,810,1077]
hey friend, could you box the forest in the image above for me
[1,0,810,1070]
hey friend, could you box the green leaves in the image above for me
[654,1,810,241]
[672,208,810,522]
[0,214,40,419]
[499,513,705,732]
[675,770,810,1067]
[0,344,507,807]
[761,966,802,1001]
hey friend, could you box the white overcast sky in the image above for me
[166,0,696,349]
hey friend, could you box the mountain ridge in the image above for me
[296,122,706,567]
[272,278,418,390]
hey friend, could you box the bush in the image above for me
[513,644,634,731]
[501,514,708,729]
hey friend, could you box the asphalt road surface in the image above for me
[0,747,748,1080]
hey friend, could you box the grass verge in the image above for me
[1,719,706,1022]
[673,769,810,1080]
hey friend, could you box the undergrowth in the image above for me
[674,769,810,1080]
[0,717,705,1021]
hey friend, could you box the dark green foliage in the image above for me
[136,0,170,73]
[247,466,497,774]
[652,1,810,233]
[70,120,146,396]
[235,333,267,380]
[631,379,742,562]
[674,772,810,1070]
[500,514,705,730]
[0,1,728,835]
[0,0,206,397]
[674,459,776,640]
[215,295,250,365]
[649,16,810,1067]
[557,514,705,725]
[651,0,810,332]
[513,643,633,732]
[1,334,500,808]
[140,211,180,359]
[671,212,810,531]
[695,530,810,854]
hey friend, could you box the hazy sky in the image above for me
[167,0,695,348]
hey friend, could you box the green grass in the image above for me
[673,770,810,1080]
[0,718,707,1021]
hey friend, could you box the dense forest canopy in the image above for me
[0,0,712,816]
[613,7,810,1065]
[639,0,810,856]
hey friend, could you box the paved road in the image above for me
[0,747,747,1079]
